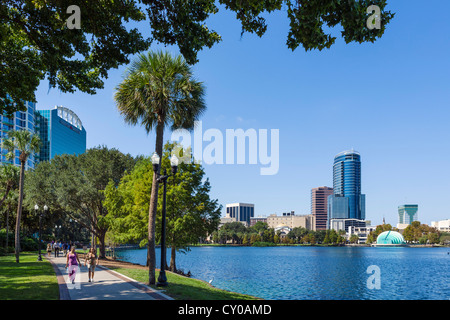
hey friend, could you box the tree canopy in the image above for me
[1,0,394,114]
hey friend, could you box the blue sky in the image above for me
[35,1,450,226]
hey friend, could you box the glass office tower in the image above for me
[398,205,418,225]
[328,150,366,226]
[226,203,255,226]
[0,100,37,170]
[36,106,86,162]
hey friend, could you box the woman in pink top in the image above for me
[65,247,81,284]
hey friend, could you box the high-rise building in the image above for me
[311,186,333,230]
[0,101,37,170]
[35,106,87,162]
[328,149,366,230]
[398,204,418,225]
[225,203,255,226]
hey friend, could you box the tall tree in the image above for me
[2,129,40,262]
[114,50,206,284]
[103,142,221,274]
[160,143,221,272]
[0,0,149,115]
[0,164,19,208]
[25,147,136,258]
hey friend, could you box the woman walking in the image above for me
[46,243,52,258]
[85,248,99,282]
[65,247,81,284]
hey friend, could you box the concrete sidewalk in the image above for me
[47,254,172,300]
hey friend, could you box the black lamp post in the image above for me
[36,204,48,261]
[151,152,179,287]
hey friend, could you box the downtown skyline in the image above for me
[32,1,450,226]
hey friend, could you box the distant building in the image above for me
[225,203,255,226]
[430,219,450,232]
[398,204,418,225]
[35,106,86,163]
[250,217,267,227]
[329,218,366,233]
[311,186,333,230]
[266,213,315,231]
[348,225,376,244]
[0,100,37,170]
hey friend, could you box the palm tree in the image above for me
[114,50,206,284]
[2,130,41,263]
[0,164,19,208]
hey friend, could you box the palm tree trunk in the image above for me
[15,161,25,263]
[147,120,164,285]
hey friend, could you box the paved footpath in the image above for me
[47,254,172,300]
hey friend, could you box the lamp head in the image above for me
[151,152,160,172]
[170,154,179,174]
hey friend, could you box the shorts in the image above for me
[68,265,78,281]
[87,264,96,272]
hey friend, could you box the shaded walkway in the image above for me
[47,254,172,300]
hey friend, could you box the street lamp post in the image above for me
[36,205,41,261]
[151,152,178,287]
[36,204,48,261]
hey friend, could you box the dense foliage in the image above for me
[1,0,394,114]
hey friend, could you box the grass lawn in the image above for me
[0,252,59,300]
[109,267,260,300]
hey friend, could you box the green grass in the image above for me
[110,267,260,300]
[0,252,59,300]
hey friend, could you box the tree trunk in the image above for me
[15,161,25,263]
[169,245,177,272]
[0,185,11,208]
[147,120,164,285]
[98,231,107,259]
[5,205,9,249]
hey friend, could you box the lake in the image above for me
[114,246,449,300]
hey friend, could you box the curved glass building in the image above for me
[328,150,366,228]
[35,106,86,162]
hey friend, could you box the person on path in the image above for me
[65,247,81,284]
[47,243,52,258]
[84,248,99,282]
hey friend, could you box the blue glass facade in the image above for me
[0,101,37,170]
[226,203,255,225]
[36,106,86,162]
[328,150,365,224]
[398,205,418,225]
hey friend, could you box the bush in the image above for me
[252,241,276,247]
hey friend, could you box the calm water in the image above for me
[115,246,449,300]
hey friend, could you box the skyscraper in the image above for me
[35,106,86,163]
[398,205,418,225]
[311,186,333,230]
[225,203,255,226]
[0,100,37,170]
[328,149,366,229]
